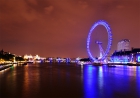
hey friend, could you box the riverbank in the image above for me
[0,64,13,71]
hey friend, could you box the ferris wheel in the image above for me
[87,20,112,62]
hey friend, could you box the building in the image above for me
[117,39,130,52]
[23,54,45,63]
[111,48,140,63]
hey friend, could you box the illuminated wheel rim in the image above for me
[87,20,112,61]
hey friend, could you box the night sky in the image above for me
[0,0,140,58]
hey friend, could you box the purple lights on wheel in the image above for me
[87,20,112,61]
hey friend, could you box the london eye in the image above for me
[87,20,112,62]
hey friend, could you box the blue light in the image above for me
[84,66,95,98]
[136,66,140,96]
[138,56,140,62]
[87,20,112,61]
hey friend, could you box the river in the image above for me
[0,63,140,98]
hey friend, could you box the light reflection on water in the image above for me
[83,65,96,98]
[0,63,140,98]
[136,66,140,97]
[22,64,30,97]
[83,65,140,98]
[98,66,103,90]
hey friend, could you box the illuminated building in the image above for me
[24,54,33,62]
[24,54,33,59]
[23,54,45,63]
[34,55,40,60]
[111,39,140,64]
[117,39,130,52]
[111,48,140,63]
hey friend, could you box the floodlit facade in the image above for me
[111,48,140,63]
[117,39,130,52]
[23,54,45,62]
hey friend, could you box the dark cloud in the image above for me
[0,0,140,57]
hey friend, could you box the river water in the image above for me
[0,63,140,98]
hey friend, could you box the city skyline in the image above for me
[0,0,140,58]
